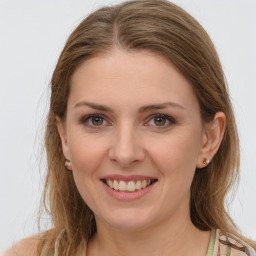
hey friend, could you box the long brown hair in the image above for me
[40,0,255,254]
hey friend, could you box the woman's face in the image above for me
[58,49,209,231]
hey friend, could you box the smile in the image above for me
[100,175,158,201]
[103,179,157,192]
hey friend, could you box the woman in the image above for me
[5,0,256,255]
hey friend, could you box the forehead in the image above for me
[68,48,199,113]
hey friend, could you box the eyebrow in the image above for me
[74,101,185,113]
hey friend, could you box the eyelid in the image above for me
[145,113,176,128]
[79,113,109,128]
[79,113,176,129]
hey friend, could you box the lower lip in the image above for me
[102,181,157,201]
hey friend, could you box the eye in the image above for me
[79,113,175,129]
[80,114,107,128]
[147,114,175,128]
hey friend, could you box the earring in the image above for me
[65,159,72,170]
[203,158,210,165]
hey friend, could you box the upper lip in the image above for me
[100,174,158,182]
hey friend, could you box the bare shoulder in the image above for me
[3,235,42,256]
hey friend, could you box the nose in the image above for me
[108,122,145,168]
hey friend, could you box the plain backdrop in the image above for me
[0,0,255,250]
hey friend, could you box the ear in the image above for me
[196,112,226,168]
[56,116,70,160]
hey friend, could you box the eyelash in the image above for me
[79,113,176,129]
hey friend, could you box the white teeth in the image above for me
[113,180,118,190]
[105,179,154,192]
[135,180,142,190]
[107,179,113,188]
[127,181,136,192]
[142,180,147,188]
[119,181,127,191]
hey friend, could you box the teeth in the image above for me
[135,180,142,190]
[142,180,147,188]
[105,179,153,192]
[119,181,126,191]
[127,181,136,192]
[106,179,113,188]
[113,180,118,190]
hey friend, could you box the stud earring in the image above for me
[203,158,210,165]
[65,159,72,170]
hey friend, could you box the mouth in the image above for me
[101,178,158,192]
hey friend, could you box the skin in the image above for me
[55,48,226,256]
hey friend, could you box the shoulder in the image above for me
[215,229,256,256]
[3,235,42,256]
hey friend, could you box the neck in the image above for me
[87,215,211,256]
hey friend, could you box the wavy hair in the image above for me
[39,0,256,254]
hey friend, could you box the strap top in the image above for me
[212,229,256,256]
[207,229,216,256]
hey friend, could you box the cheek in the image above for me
[148,129,202,178]
[68,132,107,176]
[67,133,108,207]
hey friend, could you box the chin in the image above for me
[96,208,158,232]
